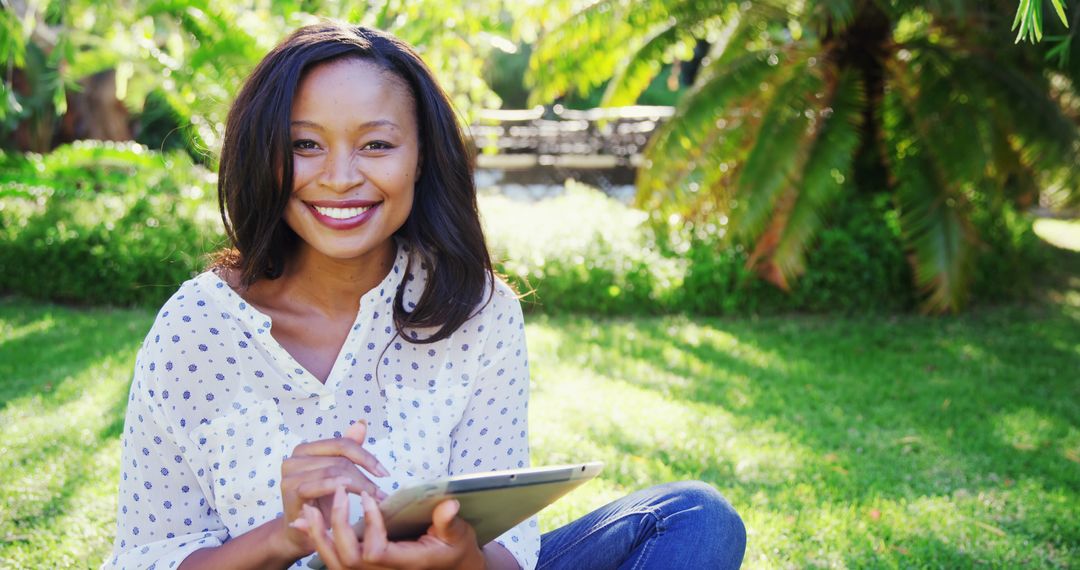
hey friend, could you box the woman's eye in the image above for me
[363,141,393,151]
[292,139,319,151]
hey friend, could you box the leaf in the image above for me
[636,48,788,216]
[1051,0,1070,28]
[602,24,688,107]
[528,0,721,104]
[730,51,818,242]
[882,66,978,313]
[770,69,864,282]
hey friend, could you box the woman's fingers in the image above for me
[330,485,364,568]
[303,504,343,570]
[343,419,366,444]
[428,499,464,544]
[359,490,390,564]
[289,438,389,478]
[289,465,387,500]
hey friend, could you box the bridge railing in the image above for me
[469,105,674,171]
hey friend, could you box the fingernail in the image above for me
[376,489,389,500]
[289,518,309,530]
[376,463,390,477]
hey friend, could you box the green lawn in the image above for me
[2,237,1078,568]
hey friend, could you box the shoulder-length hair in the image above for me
[214,21,493,344]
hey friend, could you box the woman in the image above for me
[105,21,745,570]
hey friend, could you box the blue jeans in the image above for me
[537,481,746,569]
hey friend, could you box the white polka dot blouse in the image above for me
[104,242,539,569]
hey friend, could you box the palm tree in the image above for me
[527,0,1080,312]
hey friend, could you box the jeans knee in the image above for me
[667,480,746,552]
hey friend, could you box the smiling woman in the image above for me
[101,20,745,570]
[284,59,418,263]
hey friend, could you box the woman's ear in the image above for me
[415,153,423,179]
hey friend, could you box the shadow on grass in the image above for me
[539,277,1080,550]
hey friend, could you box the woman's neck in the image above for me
[253,239,398,319]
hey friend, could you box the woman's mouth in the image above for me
[305,200,381,230]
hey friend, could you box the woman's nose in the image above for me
[318,149,365,193]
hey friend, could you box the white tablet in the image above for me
[307,462,603,569]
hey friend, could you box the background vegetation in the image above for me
[528,0,1080,313]
[3,0,1077,313]
[0,142,1050,314]
[1,240,1077,566]
[1,1,1078,568]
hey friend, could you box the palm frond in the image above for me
[729,50,819,242]
[636,47,792,215]
[770,69,865,281]
[883,60,977,313]
[527,0,723,105]
[601,23,695,107]
[890,47,994,190]
[804,0,858,36]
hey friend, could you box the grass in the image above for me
[2,225,1078,568]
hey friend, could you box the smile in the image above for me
[305,200,381,230]
[312,204,375,219]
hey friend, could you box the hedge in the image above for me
[0,142,1047,314]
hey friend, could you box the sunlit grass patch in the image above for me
[528,310,1080,568]
[0,299,153,568]
[2,294,1078,567]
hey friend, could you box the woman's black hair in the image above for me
[214,21,493,344]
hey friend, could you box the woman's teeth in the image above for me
[312,204,374,219]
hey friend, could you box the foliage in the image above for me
[0,0,518,158]
[0,148,1049,313]
[2,280,1079,566]
[672,193,915,315]
[527,0,1080,314]
[483,182,685,315]
[1012,0,1070,43]
[0,142,222,307]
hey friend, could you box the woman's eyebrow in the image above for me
[290,119,400,130]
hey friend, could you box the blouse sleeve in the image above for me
[103,335,229,569]
[448,288,539,570]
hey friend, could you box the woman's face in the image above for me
[285,58,419,264]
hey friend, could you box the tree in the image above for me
[1,0,516,158]
[528,0,1080,313]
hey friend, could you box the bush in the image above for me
[969,196,1050,303]
[0,142,223,307]
[0,145,1049,314]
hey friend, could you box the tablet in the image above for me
[307,462,603,569]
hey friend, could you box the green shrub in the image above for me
[0,142,223,307]
[789,194,915,313]
[0,145,1050,314]
[664,193,914,315]
[968,197,1050,303]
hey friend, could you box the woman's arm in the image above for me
[177,516,305,570]
[105,346,233,569]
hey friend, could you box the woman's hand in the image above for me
[291,485,486,570]
[279,420,391,559]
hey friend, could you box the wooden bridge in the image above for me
[469,105,673,196]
